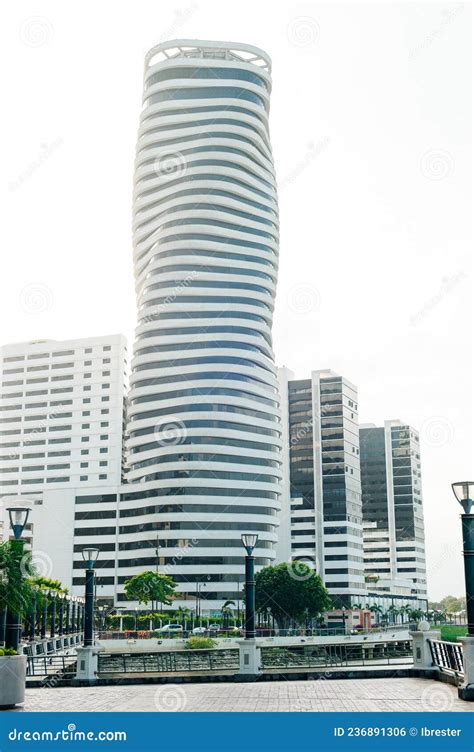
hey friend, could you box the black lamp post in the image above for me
[452,482,474,636]
[0,566,5,646]
[5,504,31,651]
[81,547,99,647]
[65,596,70,635]
[49,592,56,638]
[241,533,258,639]
[57,594,64,637]
[40,591,48,639]
[28,590,37,642]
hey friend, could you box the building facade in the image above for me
[0,335,127,586]
[117,39,282,609]
[278,368,366,608]
[360,420,427,608]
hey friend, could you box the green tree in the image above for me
[0,540,35,650]
[124,570,177,606]
[255,563,330,630]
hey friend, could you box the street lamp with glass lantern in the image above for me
[241,533,258,639]
[4,501,33,651]
[452,481,474,636]
[81,547,99,647]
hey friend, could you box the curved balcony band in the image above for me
[125,40,281,608]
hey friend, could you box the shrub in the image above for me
[0,648,19,656]
[184,637,217,650]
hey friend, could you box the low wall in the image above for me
[96,630,411,654]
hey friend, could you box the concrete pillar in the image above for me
[410,629,440,670]
[238,639,262,678]
[458,636,474,701]
[74,646,102,684]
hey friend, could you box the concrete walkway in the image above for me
[17,677,472,712]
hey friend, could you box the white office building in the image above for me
[360,420,427,608]
[277,368,366,608]
[0,334,128,590]
[112,39,281,609]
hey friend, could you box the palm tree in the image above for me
[221,600,235,630]
[0,540,35,650]
[387,604,400,625]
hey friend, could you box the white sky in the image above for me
[1,1,471,601]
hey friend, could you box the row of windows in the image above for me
[129,418,280,441]
[131,386,277,409]
[131,370,276,394]
[134,452,280,471]
[3,346,112,364]
[129,402,278,425]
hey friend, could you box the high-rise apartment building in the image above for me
[0,335,128,586]
[113,39,281,608]
[360,421,427,606]
[278,368,366,608]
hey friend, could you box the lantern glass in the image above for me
[81,547,100,567]
[452,482,474,514]
[241,533,258,554]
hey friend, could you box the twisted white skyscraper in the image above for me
[126,40,281,608]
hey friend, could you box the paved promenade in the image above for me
[17,678,471,712]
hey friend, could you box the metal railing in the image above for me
[26,654,77,678]
[22,633,82,657]
[261,643,413,670]
[98,648,239,675]
[429,639,464,676]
